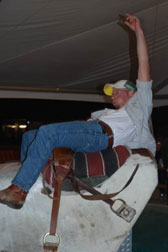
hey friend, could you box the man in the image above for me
[0,13,156,209]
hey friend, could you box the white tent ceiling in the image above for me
[0,0,168,107]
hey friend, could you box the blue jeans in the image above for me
[12,120,109,192]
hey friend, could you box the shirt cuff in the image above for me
[136,79,153,88]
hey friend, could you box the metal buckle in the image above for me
[43,232,60,250]
[111,199,136,222]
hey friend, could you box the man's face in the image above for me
[111,88,133,109]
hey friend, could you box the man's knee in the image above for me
[22,129,37,142]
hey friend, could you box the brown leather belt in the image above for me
[98,120,113,148]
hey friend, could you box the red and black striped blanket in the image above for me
[42,145,130,189]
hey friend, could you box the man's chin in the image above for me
[113,103,120,109]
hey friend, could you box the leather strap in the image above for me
[43,149,74,251]
[98,120,114,148]
[69,164,139,205]
[49,167,70,235]
[131,148,154,160]
[43,167,68,251]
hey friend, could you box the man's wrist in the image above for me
[135,27,144,36]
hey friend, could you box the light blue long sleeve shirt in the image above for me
[90,80,156,156]
[125,80,156,155]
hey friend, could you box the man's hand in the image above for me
[123,13,141,33]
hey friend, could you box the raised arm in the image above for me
[123,13,151,82]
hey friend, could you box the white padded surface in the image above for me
[0,153,158,252]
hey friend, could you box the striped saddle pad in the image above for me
[42,145,130,189]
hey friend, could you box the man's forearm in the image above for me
[135,27,151,81]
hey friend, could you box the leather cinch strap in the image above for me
[68,164,139,223]
[69,164,139,204]
[43,166,70,252]
[50,167,70,235]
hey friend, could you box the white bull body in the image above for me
[0,153,158,252]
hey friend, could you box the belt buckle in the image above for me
[111,199,136,222]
